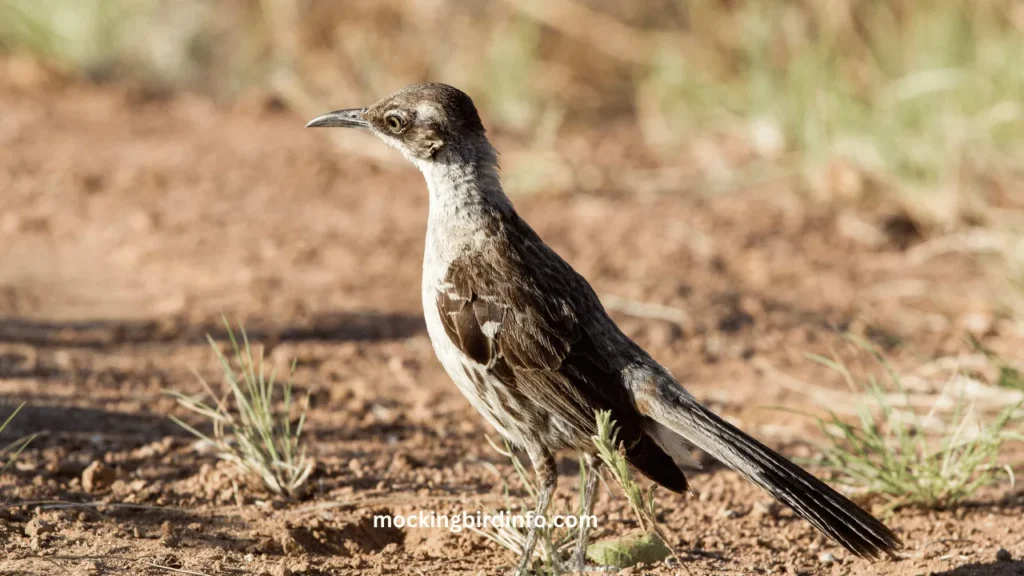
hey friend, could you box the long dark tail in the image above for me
[640,376,901,559]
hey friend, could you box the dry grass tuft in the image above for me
[784,336,1023,511]
[167,319,314,499]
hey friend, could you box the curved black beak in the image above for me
[306,108,369,129]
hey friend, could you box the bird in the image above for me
[307,83,901,574]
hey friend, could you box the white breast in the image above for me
[420,264,528,448]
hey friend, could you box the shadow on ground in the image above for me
[932,560,1024,575]
[0,401,189,445]
[0,311,426,350]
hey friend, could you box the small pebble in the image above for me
[752,500,781,520]
[24,518,55,537]
[159,520,179,548]
[717,507,738,519]
[81,461,116,493]
[818,552,836,565]
[995,548,1012,562]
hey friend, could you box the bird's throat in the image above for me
[422,143,509,222]
[420,141,513,264]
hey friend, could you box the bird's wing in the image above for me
[435,216,657,427]
[436,243,619,436]
[434,219,693,490]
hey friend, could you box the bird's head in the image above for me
[306,83,488,167]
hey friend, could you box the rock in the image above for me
[159,520,179,548]
[82,461,116,493]
[586,532,671,569]
[24,518,55,537]
[751,500,781,520]
[347,458,362,474]
[152,554,182,569]
[818,552,836,565]
[717,507,739,519]
[995,548,1012,562]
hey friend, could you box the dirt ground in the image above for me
[1,61,1022,576]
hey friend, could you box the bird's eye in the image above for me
[385,115,404,132]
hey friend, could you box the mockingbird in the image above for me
[307,83,901,574]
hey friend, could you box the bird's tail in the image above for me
[637,375,902,559]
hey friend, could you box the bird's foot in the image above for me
[564,554,587,574]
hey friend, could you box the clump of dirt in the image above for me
[81,460,117,493]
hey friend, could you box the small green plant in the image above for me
[591,411,658,531]
[1,402,35,473]
[589,410,674,568]
[810,338,1022,511]
[167,319,314,498]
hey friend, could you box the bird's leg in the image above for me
[514,448,556,576]
[569,454,600,573]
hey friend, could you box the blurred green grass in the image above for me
[1,0,1021,248]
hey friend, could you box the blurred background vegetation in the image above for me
[1,0,1022,314]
